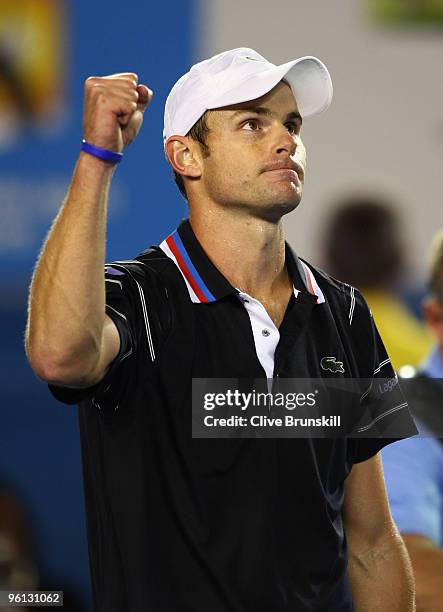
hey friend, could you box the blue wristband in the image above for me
[81,139,123,164]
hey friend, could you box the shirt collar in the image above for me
[159,218,325,305]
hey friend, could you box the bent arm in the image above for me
[343,453,415,611]
[25,154,120,387]
[25,73,151,388]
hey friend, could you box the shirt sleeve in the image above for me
[47,261,157,412]
[346,288,419,464]
[381,430,443,546]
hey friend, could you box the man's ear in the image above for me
[164,136,202,179]
[422,296,443,343]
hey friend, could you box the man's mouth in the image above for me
[261,159,304,183]
[265,168,300,185]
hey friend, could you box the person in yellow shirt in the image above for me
[322,194,432,370]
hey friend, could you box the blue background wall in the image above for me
[0,1,193,608]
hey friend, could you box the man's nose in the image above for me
[273,125,297,156]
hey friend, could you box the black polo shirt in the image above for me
[49,218,417,612]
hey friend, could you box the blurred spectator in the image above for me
[322,193,432,369]
[382,229,443,612]
[0,482,83,611]
[0,485,37,612]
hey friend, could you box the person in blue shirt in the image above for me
[382,229,443,612]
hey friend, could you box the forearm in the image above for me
[25,152,115,382]
[348,531,415,611]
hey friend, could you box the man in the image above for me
[322,195,432,370]
[382,229,443,612]
[25,48,417,611]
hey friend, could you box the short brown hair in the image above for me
[171,110,213,201]
[429,229,443,305]
[323,195,403,289]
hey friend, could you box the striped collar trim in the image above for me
[159,219,234,303]
[160,231,216,303]
[160,218,326,305]
[297,259,326,304]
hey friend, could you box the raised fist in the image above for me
[83,73,153,153]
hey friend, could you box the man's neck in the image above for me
[189,209,289,298]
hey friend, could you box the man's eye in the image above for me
[242,119,260,131]
[286,122,299,135]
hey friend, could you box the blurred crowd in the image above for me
[322,194,443,612]
[0,484,82,612]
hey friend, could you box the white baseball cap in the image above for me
[163,47,333,143]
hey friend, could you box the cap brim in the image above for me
[208,56,333,119]
[282,56,333,117]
